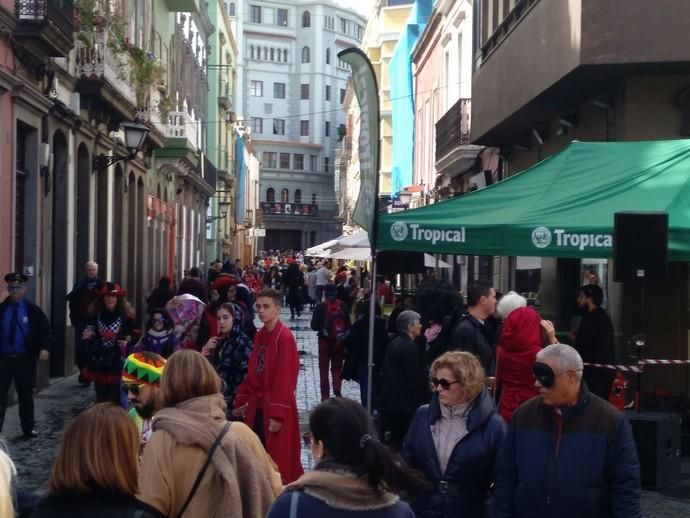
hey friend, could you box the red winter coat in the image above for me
[495,307,542,422]
[234,320,304,484]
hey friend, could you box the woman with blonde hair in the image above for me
[0,447,16,518]
[32,403,162,517]
[401,351,506,518]
[137,349,282,517]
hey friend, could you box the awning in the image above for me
[310,230,451,267]
[378,140,690,260]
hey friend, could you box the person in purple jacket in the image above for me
[134,309,179,358]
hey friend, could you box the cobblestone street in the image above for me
[1,307,689,517]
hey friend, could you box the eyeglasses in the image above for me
[431,377,461,391]
[152,317,165,323]
[124,383,145,395]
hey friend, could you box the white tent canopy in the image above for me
[307,230,451,267]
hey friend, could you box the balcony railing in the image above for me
[261,202,318,217]
[75,28,137,106]
[435,98,471,160]
[15,0,74,57]
[17,0,74,35]
[166,104,200,149]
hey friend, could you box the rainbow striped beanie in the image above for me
[122,351,166,385]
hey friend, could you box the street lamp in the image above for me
[93,122,150,172]
[206,209,228,224]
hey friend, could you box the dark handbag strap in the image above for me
[176,422,231,518]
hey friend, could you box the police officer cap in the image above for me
[4,272,28,284]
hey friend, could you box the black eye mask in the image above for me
[533,362,556,388]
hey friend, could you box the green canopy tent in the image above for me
[378,140,690,260]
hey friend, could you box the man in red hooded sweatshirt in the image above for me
[233,288,303,483]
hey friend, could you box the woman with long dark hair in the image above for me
[82,283,135,404]
[268,397,423,517]
[202,302,253,418]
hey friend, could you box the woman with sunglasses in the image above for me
[401,351,506,518]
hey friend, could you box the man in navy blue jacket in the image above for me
[0,273,52,438]
[493,343,641,518]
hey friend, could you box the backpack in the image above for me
[323,299,347,341]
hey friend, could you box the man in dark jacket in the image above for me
[574,284,616,399]
[493,343,641,518]
[0,273,53,438]
[66,261,102,384]
[448,280,496,374]
[378,310,425,450]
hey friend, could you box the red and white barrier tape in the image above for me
[584,358,690,373]
[584,362,644,373]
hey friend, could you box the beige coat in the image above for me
[137,394,282,517]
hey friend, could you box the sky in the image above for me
[334,0,374,18]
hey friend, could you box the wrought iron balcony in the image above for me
[75,28,137,111]
[14,0,75,58]
[261,202,319,217]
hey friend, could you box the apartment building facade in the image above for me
[232,0,366,251]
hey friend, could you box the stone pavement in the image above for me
[1,306,688,517]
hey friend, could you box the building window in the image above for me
[310,155,317,171]
[340,17,347,33]
[228,2,235,16]
[300,120,309,136]
[326,48,331,65]
[250,5,261,23]
[270,48,275,61]
[273,82,286,99]
[312,193,317,204]
[250,45,255,59]
[295,189,302,203]
[324,121,330,137]
[324,156,329,172]
[294,154,304,170]
[250,117,263,133]
[266,187,275,202]
[281,188,289,203]
[277,8,288,26]
[250,80,263,96]
[273,119,285,135]
[279,153,290,169]
[263,47,268,60]
[283,49,288,62]
[357,24,363,40]
[263,152,277,168]
[340,88,346,104]
[301,84,310,100]
[302,10,311,27]
[301,46,310,63]
[325,85,331,101]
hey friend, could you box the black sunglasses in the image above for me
[431,377,460,391]
[124,383,145,395]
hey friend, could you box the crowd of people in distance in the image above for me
[0,249,642,518]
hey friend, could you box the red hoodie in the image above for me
[496,307,543,422]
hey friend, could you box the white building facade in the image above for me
[231,0,366,251]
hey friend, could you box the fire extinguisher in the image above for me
[608,370,629,411]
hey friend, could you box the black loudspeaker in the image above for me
[613,212,668,283]
[627,411,681,489]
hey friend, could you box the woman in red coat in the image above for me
[495,307,543,422]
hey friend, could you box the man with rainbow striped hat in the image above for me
[122,351,166,453]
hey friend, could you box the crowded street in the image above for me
[3,0,690,517]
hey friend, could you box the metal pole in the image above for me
[366,253,378,414]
